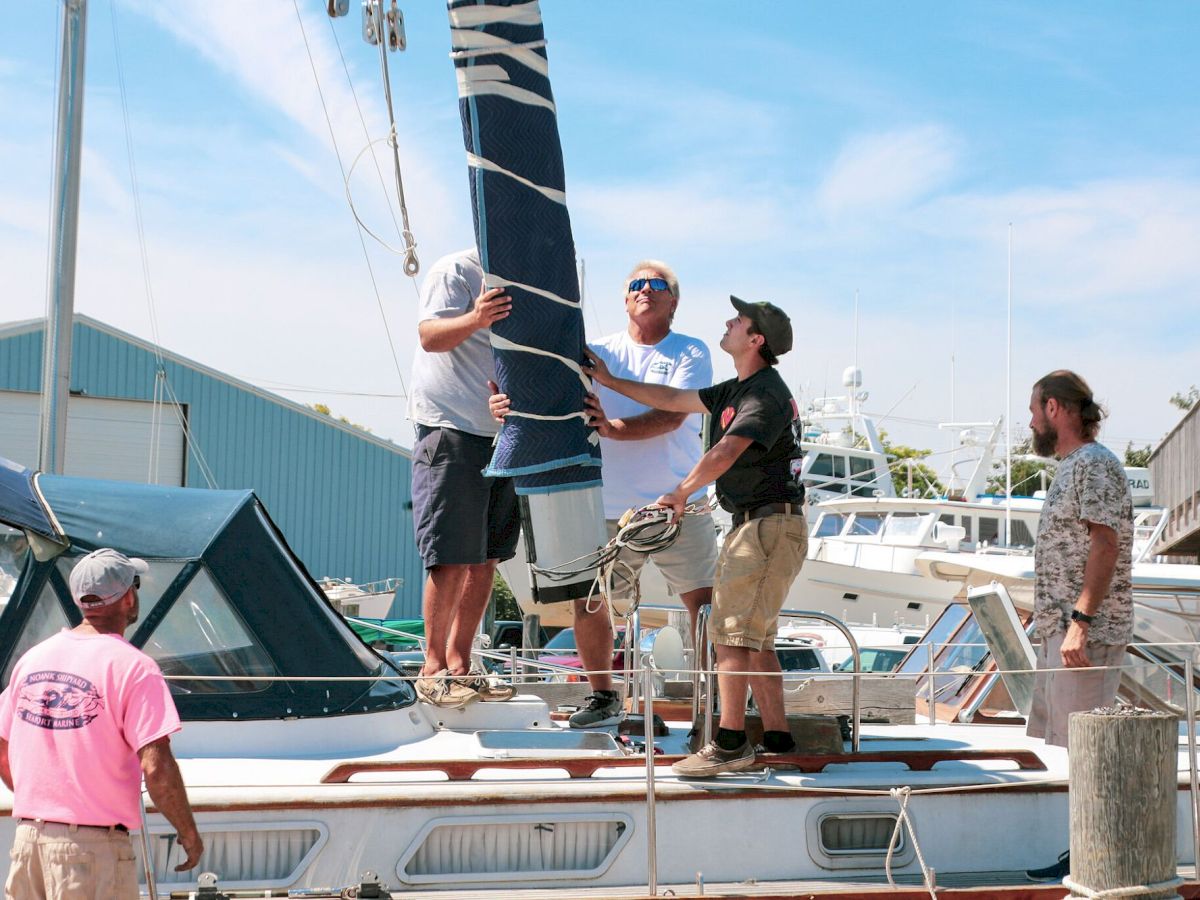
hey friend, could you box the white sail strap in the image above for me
[448,1,543,28]
[489,333,591,394]
[449,30,549,75]
[486,274,577,310]
[456,65,557,114]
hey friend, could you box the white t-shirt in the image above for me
[589,330,713,519]
[407,249,499,437]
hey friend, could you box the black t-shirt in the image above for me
[699,366,803,512]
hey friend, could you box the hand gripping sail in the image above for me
[449,0,606,602]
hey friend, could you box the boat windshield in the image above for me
[812,513,847,538]
[881,512,933,542]
[846,513,886,536]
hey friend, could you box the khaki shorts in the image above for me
[604,513,718,602]
[709,513,808,651]
[1026,630,1125,749]
[6,820,138,900]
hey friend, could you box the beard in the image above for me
[1032,424,1058,458]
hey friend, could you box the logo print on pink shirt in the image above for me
[16,671,104,730]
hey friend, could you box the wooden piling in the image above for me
[1068,708,1179,899]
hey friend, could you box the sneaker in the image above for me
[672,740,756,777]
[1025,850,1069,883]
[415,670,481,709]
[456,664,515,702]
[568,691,624,729]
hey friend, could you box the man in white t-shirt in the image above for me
[495,260,717,728]
[408,248,520,709]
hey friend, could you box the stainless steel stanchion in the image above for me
[137,786,158,900]
[643,663,657,896]
[927,642,937,727]
[1186,658,1200,874]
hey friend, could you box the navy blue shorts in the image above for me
[412,425,520,569]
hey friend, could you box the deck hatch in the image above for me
[396,812,633,885]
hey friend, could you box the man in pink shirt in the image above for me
[0,549,203,899]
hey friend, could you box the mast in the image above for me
[38,0,89,474]
[1005,224,1013,546]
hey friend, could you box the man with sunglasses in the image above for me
[0,549,203,898]
[492,261,716,729]
[584,297,805,775]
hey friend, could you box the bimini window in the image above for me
[2,577,70,687]
[143,567,277,694]
[0,525,30,605]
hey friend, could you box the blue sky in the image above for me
[2,1,1197,469]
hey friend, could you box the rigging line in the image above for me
[325,14,404,242]
[160,375,219,489]
[367,0,419,277]
[869,382,920,434]
[291,0,409,401]
[109,0,194,485]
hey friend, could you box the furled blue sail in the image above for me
[448,0,606,601]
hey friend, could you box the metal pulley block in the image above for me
[361,0,405,51]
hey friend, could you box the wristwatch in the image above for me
[1070,608,1095,625]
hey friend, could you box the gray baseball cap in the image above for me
[730,296,793,356]
[68,548,148,609]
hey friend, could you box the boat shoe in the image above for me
[1025,850,1070,883]
[456,664,516,702]
[568,691,625,728]
[671,739,756,777]
[415,670,481,709]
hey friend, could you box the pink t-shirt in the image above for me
[0,629,181,829]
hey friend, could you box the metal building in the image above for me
[0,315,422,610]
[1150,402,1200,561]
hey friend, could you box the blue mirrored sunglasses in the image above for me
[628,277,670,294]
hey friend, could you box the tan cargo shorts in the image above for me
[1026,630,1125,749]
[709,513,808,651]
[6,820,138,900]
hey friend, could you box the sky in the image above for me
[2,1,1198,475]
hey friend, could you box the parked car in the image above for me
[503,626,628,680]
[833,646,909,673]
[747,638,831,710]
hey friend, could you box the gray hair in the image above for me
[625,259,680,299]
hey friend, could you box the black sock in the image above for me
[715,727,746,751]
[762,730,796,753]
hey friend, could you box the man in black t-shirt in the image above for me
[584,296,807,776]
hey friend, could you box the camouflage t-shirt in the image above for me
[1033,441,1134,645]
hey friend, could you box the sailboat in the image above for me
[3,2,1200,897]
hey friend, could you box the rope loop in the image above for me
[1061,875,1184,899]
[885,786,937,900]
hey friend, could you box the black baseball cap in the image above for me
[730,296,792,356]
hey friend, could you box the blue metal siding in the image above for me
[0,320,423,600]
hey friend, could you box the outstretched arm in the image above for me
[140,738,204,871]
[583,349,706,414]
[655,434,753,520]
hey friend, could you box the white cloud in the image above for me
[817,125,961,217]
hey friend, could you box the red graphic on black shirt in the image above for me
[719,406,735,430]
[16,671,104,730]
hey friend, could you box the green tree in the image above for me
[864,430,945,498]
[1124,442,1152,468]
[491,572,521,621]
[985,438,1054,496]
[1170,385,1198,411]
[309,402,372,433]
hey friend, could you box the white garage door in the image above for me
[0,390,186,485]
